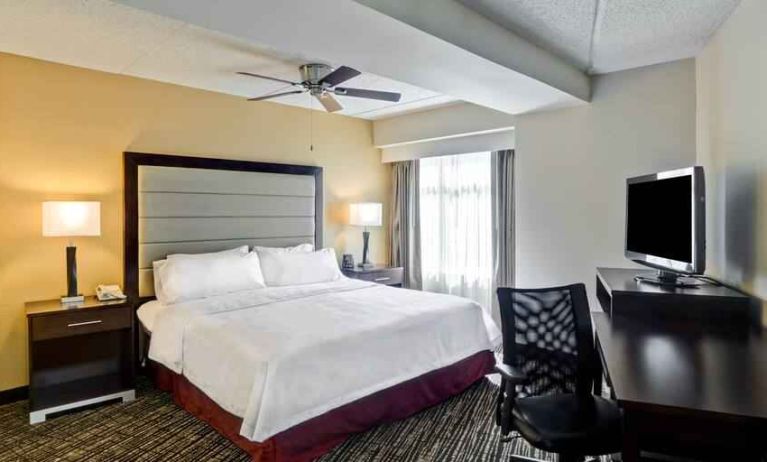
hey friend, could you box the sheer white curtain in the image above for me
[419,152,493,311]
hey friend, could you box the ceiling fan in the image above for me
[237,63,402,112]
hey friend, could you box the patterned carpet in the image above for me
[0,377,585,462]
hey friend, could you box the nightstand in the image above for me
[342,265,404,287]
[26,296,135,424]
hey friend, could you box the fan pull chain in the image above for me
[309,95,314,152]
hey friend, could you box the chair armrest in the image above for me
[494,363,527,384]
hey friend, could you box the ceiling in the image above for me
[0,0,456,120]
[0,0,741,119]
[459,0,741,74]
[2,0,590,117]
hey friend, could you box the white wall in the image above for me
[515,59,697,305]
[696,0,767,321]
[375,59,697,307]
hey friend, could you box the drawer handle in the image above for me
[374,277,391,282]
[67,320,103,328]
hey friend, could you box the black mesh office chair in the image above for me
[495,284,622,462]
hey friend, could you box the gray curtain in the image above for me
[389,161,422,289]
[491,149,515,323]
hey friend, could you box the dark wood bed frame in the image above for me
[123,151,324,307]
[122,151,493,462]
[124,152,324,368]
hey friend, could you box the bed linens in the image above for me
[148,278,499,442]
[137,299,165,332]
[257,248,342,286]
[158,250,266,304]
[153,245,250,302]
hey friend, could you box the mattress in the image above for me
[148,278,500,442]
[137,299,166,332]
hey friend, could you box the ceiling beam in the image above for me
[374,103,515,147]
[355,0,591,102]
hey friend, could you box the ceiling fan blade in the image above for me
[319,66,361,86]
[316,93,343,112]
[237,71,300,86]
[334,87,402,102]
[248,90,304,101]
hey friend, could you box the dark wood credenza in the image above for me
[596,267,754,325]
[593,268,766,461]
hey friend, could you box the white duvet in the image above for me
[149,278,500,442]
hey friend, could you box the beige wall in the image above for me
[696,0,766,321]
[0,53,390,391]
[514,59,697,306]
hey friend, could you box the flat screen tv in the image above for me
[625,166,705,283]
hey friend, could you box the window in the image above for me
[419,152,493,309]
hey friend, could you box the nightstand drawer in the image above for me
[367,271,403,285]
[351,268,404,285]
[31,307,131,341]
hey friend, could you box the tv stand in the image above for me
[633,269,702,288]
[596,267,753,326]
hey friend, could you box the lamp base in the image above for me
[358,262,375,270]
[360,230,372,269]
[60,294,85,305]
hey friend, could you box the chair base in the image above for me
[508,456,598,462]
[508,456,585,462]
[503,436,596,462]
[509,455,547,462]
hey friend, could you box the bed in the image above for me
[124,152,498,461]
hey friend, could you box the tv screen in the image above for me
[626,176,692,263]
[625,166,705,275]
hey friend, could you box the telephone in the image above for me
[96,284,127,301]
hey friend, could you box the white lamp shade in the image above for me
[349,202,382,227]
[42,201,101,237]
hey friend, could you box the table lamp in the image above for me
[42,201,101,303]
[349,202,382,269]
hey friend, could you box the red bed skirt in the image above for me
[154,350,495,462]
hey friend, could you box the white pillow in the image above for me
[258,248,342,287]
[166,245,249,261]
[157,250,265,304]
[152,246,248,301]
[253,243,314,254]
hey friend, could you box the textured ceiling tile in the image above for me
[458,0,597,70]
[590,0,740,73]
[0,0,184,73]
[460,0,741,75]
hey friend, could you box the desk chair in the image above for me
[495,284,622,462]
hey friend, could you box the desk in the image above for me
[593,313,767,461]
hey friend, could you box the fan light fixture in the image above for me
[237,63,402,113]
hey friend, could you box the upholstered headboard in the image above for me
[124,152,323,303]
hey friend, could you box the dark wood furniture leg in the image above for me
[621,412,641,462]
[593,348,604,397]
